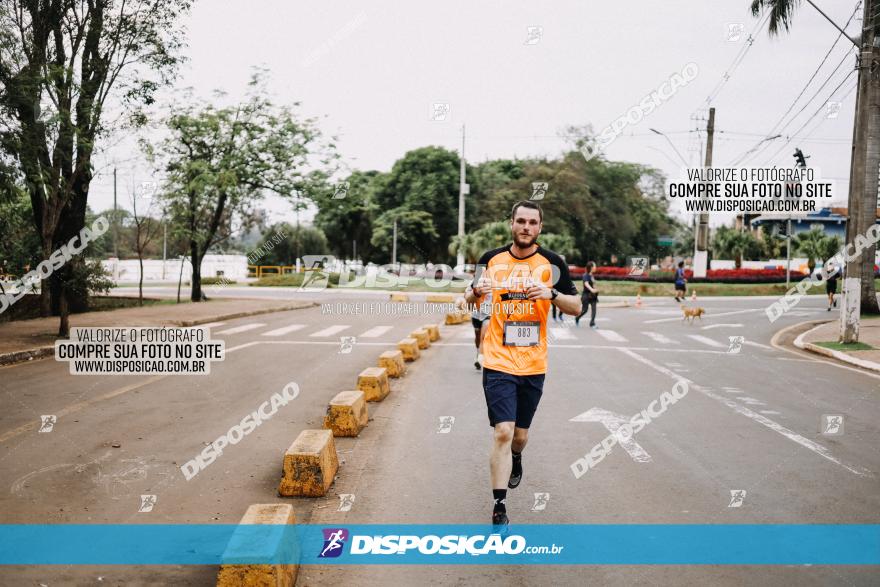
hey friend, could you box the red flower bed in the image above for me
[575,266,806,283]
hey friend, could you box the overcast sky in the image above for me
[88,0,862,227]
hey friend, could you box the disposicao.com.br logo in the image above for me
[319,528,563,558]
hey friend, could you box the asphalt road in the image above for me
[1,293,878,585]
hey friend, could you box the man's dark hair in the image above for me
[510,200,543,222]
[586,261,596,271]
[678,261,684,268]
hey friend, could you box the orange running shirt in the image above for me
[472,244,577,376]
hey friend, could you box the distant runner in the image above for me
[471,290,492,369]
[674,261,687,302]
[464,200,581,529]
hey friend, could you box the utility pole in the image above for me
[162,223,167,280]
[456,124,467,268]
[113,167,119,259]
[693,107,714,278]
[840,0,879,343]
[392,218,398,267]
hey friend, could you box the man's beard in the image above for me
[513,232,538,248]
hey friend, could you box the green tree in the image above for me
[473,221,511,252]
[250,223,329,267]
[374,147,459,261]
[794,225,838,273]
[448,233,482,264]
[370,208,438,263]
[148,74,337,301]
[711,225,762,268]
[313,170,383,262]
[0,0,191,334]
[538,232,577,259]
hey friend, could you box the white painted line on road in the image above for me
[619,348,874,478]
[549,327,576,340]
[643,332,677,344]
[359,325,394,338]
[644,308,762,324]
[760,410,781,415]
[738,397,766,406]
[261,324,307,337]
[723,389,743,394]
[199,321,227,329]
[226,341,261,353]
[595,330,627,343]
[216,323,266,335]
[310,325,350,337]
[701,323,743,330]
[570,408,652,463]
[743,340,774,351]
[777,357,816,363]
[686,335,726,348]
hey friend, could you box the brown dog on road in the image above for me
[682,306,705,323]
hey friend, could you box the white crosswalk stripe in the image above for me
[261,324,307,337]
[310,324,351,337]
[549,327,576,340]
[359,325,394,338]
[686,334,726,348]
[215,323,265,335]
[595,329,627,343]
[643,331,677,344]
[199,321,227,329]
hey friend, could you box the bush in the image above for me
[589,266,805,283]
[201,276,237,285]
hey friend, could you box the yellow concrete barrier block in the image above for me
[390,292,409,302]
[445,312,461,325]
[216,503,298,587]
[323,390,368,437]
[426,293,456,303]
[278,429,339,497]
[422,324,440,342]
[397,337,421,361]
[410,328,430,349]
[357,366,391,402]
[379,349,406,377]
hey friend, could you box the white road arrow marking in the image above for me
[569,408,653,463]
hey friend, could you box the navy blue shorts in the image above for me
[482,367,545,428]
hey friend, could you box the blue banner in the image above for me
[0,524,877,565]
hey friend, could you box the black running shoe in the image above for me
[508,457,522,489]
[492,511,509,530]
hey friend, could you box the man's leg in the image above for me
[589,299,597,327]
[508,427,529,488]
[490,421,515,523]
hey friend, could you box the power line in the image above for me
[702,11,771,107]
[762,71,857,165]
[732,0,861,165]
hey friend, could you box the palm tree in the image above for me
[711,225,760,268]
[793,225,829,273]
[750,0,880,325]
[448,233,481,264]
[473,221,511,252]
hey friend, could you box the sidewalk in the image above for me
[795,317,880,373]
[0,297,315,366]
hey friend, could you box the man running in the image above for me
[464,200,581,528]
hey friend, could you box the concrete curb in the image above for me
[793,321,880,373]
[0,302,318,367]
[0,346,55,367]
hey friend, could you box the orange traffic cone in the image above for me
[635,294,643,308]
[690,290,697,302]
